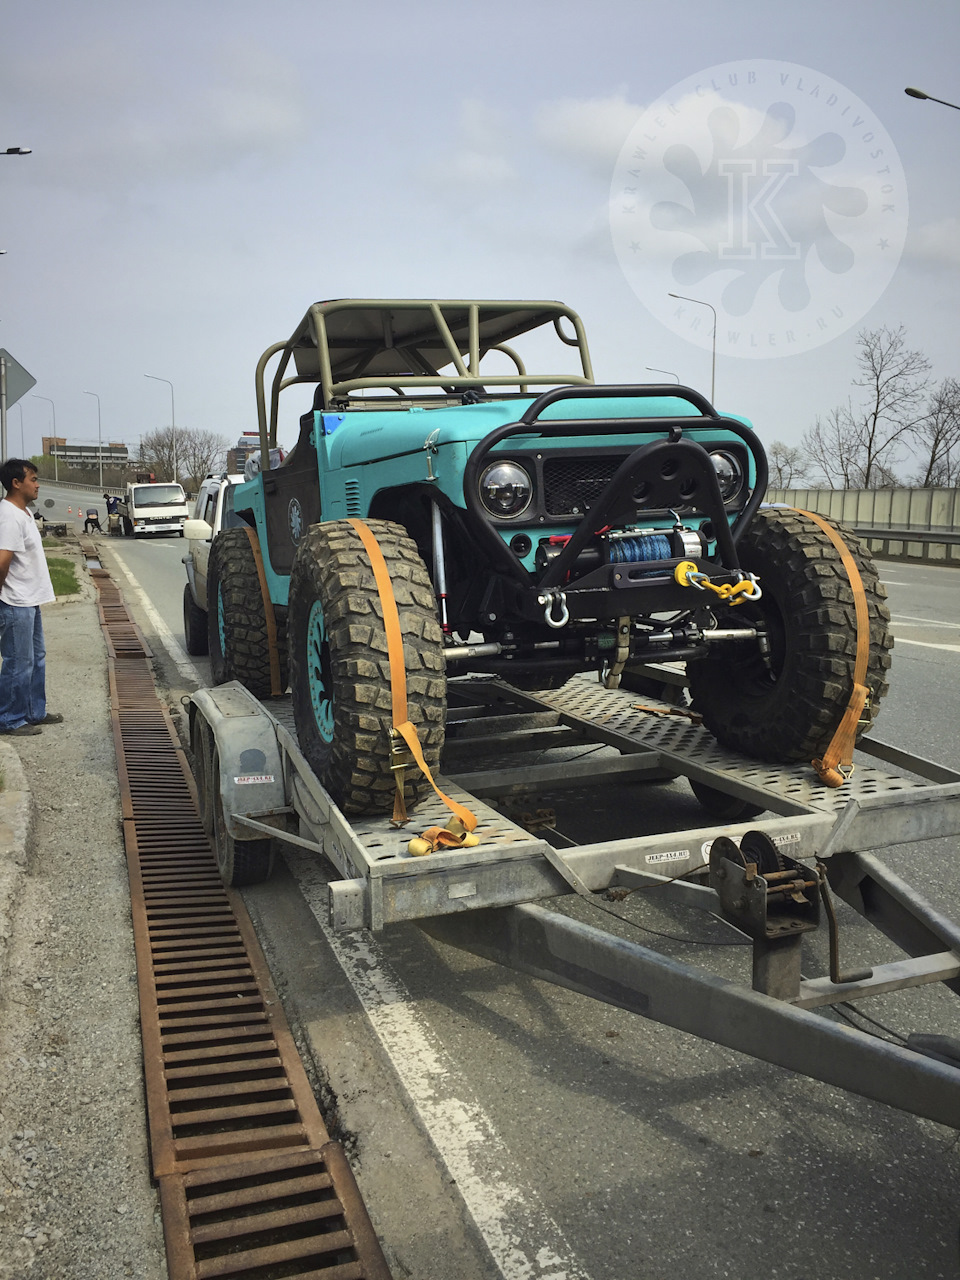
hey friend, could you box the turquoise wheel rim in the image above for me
[217,584,227,656]
[306,600,335,743]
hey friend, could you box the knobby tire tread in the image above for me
[207,527,288,697]
[289,518,446,815]
[687,508,893,762]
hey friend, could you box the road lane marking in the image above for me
[891,613,960,630]
[109,553,204,683]
[285,849,590,1280]
[893,638,960,654]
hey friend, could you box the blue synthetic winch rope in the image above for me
[608,534,672,563]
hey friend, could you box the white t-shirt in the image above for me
[0,501,55,607]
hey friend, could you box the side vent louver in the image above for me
[345,479,362,516]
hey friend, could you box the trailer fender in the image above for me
[189,682,287,842]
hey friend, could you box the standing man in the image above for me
[0,460,63,736]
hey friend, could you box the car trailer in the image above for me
[187,673,960,1131]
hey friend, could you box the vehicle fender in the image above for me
[190,683,287,842]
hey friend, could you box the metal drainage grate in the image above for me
[92,565,392,1280]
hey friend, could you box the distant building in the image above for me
[226,432,260,475]
[43,437,129,468]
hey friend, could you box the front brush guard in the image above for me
[462,384,769,620]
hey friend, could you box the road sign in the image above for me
[0,348,38,462]
[0,348,37,407]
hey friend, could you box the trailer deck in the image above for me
[188,672,960,1131]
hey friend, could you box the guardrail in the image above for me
[852,525,960,565]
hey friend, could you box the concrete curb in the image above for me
[0,741,33,986]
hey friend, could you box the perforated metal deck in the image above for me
[215,678,960,932]
[269,699,550,864]
[537,675,930,814]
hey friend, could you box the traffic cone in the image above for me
[67,507,72,514]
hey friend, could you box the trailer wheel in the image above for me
[209,745,275,886]
[191,715,216,837]
[183,583,209,656]
[687,509,892,762]
[289,519,446,815]
[207,528,288,697]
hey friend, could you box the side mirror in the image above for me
[182,518,213,541]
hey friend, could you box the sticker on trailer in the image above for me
[234,774,275,785]
[645,849,691,864]
[701,831,802,858]
[772,831,801,846]
[448,881,478,900]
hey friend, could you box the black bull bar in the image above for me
[461,385,769,621]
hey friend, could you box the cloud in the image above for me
[903,218,960,270]
[6,38,308,191]
[419,99,516,190]
[535,92,644,176]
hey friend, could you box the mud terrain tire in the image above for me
[289,519,446,815]
[207,527,288,697]
[687,508,893,762]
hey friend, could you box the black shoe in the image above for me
[32,713,63,725]
[0,724,42,736]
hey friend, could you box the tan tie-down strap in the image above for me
[792,509,871,788]
[243,527,284,698]
[347,518,479,852]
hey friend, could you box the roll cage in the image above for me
[254,298,595,456]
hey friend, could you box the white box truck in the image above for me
[119,481,189,537]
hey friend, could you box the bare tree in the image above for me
[140,426,228,492]
[910,378,960,487]
[767,440,806,489]
[799,406,862,488]
[800,326,931,489]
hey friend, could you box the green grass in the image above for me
[45,555,80,597]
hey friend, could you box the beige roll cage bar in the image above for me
[254,299,595,453]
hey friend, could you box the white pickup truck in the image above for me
[118,481,189,537]
[181,473,244,655]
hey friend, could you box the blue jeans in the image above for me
[0,603,46,729]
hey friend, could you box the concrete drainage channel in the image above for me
[86,551,392,1280]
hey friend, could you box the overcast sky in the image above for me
[1,0,957,476]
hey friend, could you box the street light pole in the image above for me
[145,375,176,483]
[12,403,24,455]
[645,366,680,383]
[32,395,58,481]
[905,87,960,111]
[83,390,103,489]
[668,293,717,403]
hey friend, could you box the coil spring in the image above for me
[608,534,672,564]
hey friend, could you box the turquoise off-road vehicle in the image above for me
[208,299,892,814]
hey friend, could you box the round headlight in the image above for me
[479,461,532,518]
[709,450,743,502]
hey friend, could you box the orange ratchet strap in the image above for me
[347,519,479,844]
[793,509,871,788]
[244,527,284,697]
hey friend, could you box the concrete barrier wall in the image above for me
[767,488,960,564]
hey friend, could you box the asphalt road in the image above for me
[90,534,960,1280]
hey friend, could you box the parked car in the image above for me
[181,474,244,655]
